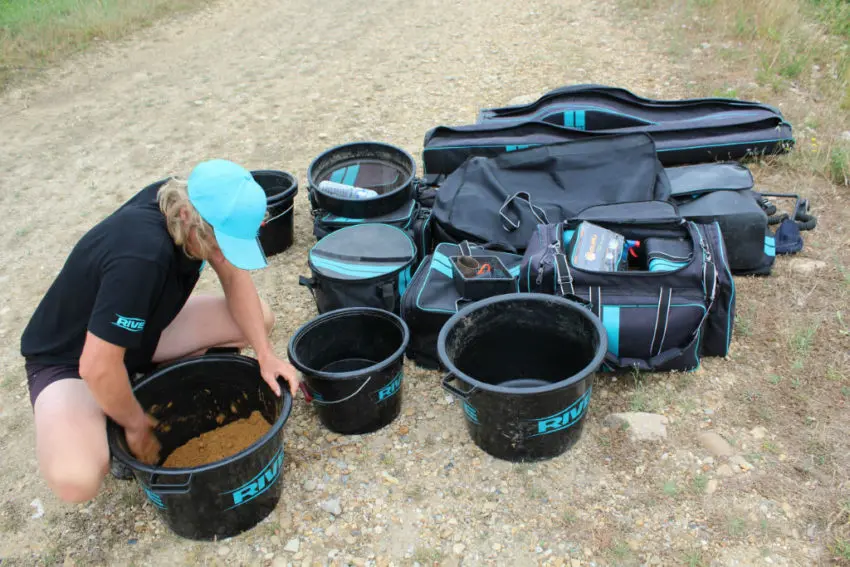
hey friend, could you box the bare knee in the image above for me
[261,299,275,334]
[42,453,109,504]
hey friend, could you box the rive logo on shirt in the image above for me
[112,314,146,332]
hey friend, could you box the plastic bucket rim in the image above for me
[106,353,294,475]
[436,293,608,396]
[306,141,416,197]
[287,306,410,382]
[250,169,299,203]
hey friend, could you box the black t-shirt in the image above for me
[20,179,204,374]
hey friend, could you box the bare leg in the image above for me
[152,294,274,364]
[33,379,110,503]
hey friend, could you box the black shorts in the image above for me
[25,361,82,408]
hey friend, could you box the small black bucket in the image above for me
[307,142,416,219]
[252,169,298,257]
[438,293,607,462]
[288,307,409,435]
[106,355,293,541]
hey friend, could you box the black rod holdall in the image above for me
[299,223,417,315]
[521,201,736,373]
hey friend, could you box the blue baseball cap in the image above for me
[187,159,268,270]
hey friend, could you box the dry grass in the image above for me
[0,0,210,90]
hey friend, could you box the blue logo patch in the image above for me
[112,314,146,332]
[222,447,284,510]
[142,486,166,509]
[375,372,403,403]
[463,402,480,425]
[528,387,593,438]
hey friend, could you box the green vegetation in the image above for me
[0,0,209,89]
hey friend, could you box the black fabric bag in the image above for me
[430,133,672,254]
[299,224,417,315]
[400,242,524,369]
[667,162,775,275]
[312,200,433,267]
[522,202,735,372]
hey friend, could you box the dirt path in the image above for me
[0,0,841,565]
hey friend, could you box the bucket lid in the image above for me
[309,223,416,281]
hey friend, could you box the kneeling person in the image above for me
[19,159,300,504]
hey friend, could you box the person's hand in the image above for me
[258,353,300,398]
[126,414,161,465]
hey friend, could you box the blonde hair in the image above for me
[157,177,218,260]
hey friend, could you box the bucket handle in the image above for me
[148,472,193,495]
[261,204,294,226]
[308,376,372,405]
[441,373,477,401]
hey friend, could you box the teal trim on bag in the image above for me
[398,266,412,295]
[431,251,453,278]
[563,229,575,247]
[764,235,776,257]
[322,201,416,224]
[715,222,735,354]
[310,256,402,278]
[649,258,689,272]
[505,144,532,152]
[342,164,360,186]
[601,305,620,357]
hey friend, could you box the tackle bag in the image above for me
[666,162,775,275]
[400,242,524,369]
[522,202,735,372]
[312,200,433,268]
[299,223,417,315]
[431,133,672,254]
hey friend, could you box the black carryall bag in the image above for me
[667,162,775,275]
[521,202,735,372]
[430,133,672,254]
[400,242,524,368]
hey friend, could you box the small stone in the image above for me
[628,539,640,550]
[425,411,436,419]
[571,560,582,567]
[730,455,753,471]
[303,479,318,492]
[453,543,466,555]
[717,464,734,477]
[635,466,645,476]
[789,259,827,276]
[284,538,300,553]
[706,479,719,494]
[604,412,668,441]
[271,535,281,546]
[320,498,342,516]
[381,471,400,484]
[698,432,735,457]
[217,546,231,557]
[751,426,767,440]
[781,502,793,518]
[273,558,288,567]
[842,131,850,142]
[352,559,367,567]
[493,543,502,551]
[398,425,409,435]
[345,536,356,545]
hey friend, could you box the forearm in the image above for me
[80,363,148,430]
[224,270,274,360]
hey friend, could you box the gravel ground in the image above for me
[0,0,846,565]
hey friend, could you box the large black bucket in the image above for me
[438,294,607,462]
[288,307,409,435]
[106,354,293,541]
[307,141,416,218]
[252,169,298,257]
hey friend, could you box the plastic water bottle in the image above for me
[318,180,379,200]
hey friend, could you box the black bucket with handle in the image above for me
[288,307,409,435]
[438,293,607,462]
[106,354,293,541]
[252,169,298,257]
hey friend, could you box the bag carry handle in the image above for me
[554,253,576,297]
[499,191,549,232]
[379,282,396,313]
[441,373,477,401]
[298,276,320,312]
[306,376,372,406]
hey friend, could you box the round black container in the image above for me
[438,294,607,462]
[252,170,298,257]
[106,355,293,541]
[288,307,409,435]
[307,142,416,218]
